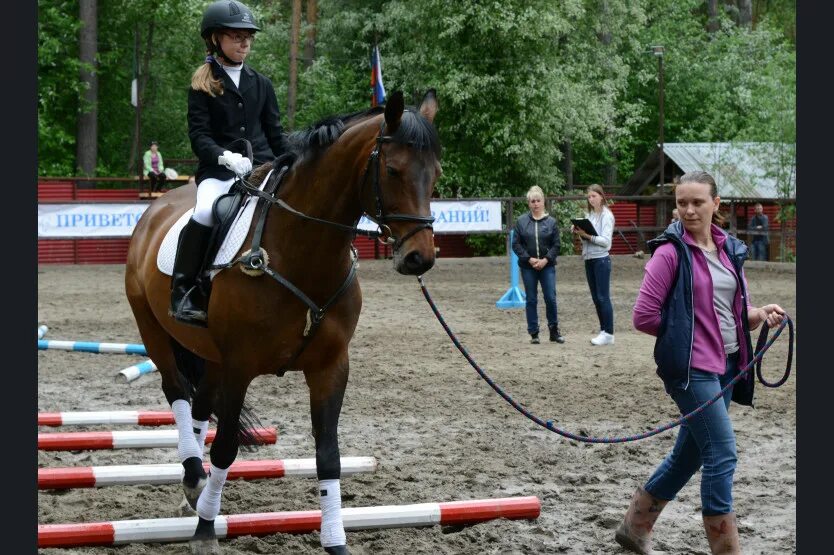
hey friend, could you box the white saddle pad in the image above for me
[157,169,274,278]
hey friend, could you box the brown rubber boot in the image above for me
[703,512,741,554]
[615,486,669,554]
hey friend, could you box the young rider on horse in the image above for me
[171,0,287,327]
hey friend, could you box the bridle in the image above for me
[214,117,436,373]
[360,116,436,251]
[234,114,435,253]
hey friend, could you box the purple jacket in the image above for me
[634,223,755,378]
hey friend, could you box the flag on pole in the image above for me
[370,45,386,107]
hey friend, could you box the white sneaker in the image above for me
[591,331,615,346]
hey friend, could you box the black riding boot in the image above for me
[549,323,565,343]
[170,219,213,327]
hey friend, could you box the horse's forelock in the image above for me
[390,109,440,157]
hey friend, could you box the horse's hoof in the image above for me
[178,496,197,517]
[183,475,208,510]
[324,546,349,555]
[189,517,220,554]
[189,538,221,555]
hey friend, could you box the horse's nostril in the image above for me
[406,251,423,268]
[401,250,434,275]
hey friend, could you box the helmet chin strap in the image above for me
[211,37,243,66]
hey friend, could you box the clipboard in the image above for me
[571,218,598,236]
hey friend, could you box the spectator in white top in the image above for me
[572,184,616,345]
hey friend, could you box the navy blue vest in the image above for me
[646,222,755,406]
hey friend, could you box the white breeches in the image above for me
[193,177,236,226]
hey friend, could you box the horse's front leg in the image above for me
[179,364,221,515]
[305,361,350,555]
[189,375,249,555]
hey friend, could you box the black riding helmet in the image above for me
[201,1,260,65]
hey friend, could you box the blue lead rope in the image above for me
[417,276,794,444]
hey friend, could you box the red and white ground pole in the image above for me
[39,457,378,490]
[38,496,541,548]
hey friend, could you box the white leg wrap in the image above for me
[196,464,229,521]
[192,419,209,452]
[171,400,202,462]
[319,479,346,547]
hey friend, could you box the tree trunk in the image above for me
[596,0,612,45]
[303,0,318,69]
[127,22,154,176]
[604,151,618,188]
[737,0,753,28]
[287,0,301,130]
[561,140,573,189]
[76,0,98,180]
[707,0,720,34]
[597,1,618,188]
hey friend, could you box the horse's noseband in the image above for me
[363,118,435,252]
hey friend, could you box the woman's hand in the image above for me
[529,257,546,270]
[749,304,786,330]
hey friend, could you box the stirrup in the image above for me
[170,290,208,328]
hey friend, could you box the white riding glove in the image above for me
[218,150,253,176]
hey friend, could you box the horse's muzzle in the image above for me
[396,249,435,275]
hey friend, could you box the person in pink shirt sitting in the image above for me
[615,171,785,555]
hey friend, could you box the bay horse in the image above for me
[124,90,440,554]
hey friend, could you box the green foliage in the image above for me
[38,0,83,175]
[465,233,505,257]
[37,0,796,197]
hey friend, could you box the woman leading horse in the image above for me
[125,88,440,554]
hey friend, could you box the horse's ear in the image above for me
[418,89,438,123]
[384,90,404,134]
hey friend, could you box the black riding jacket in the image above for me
[187,60,288,184]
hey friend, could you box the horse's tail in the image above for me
[169,338,265,452]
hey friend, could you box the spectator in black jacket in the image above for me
[749,203,769,261]
[512,186,565,344]
[170,0,288,327]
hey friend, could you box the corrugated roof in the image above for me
[662,142,796,198]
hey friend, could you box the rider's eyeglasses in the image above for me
[223,32,255,44]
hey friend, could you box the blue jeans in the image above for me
[584,256,613,334]
[750,240,768,261]
[520,264,557,335]
[644,352,740,516]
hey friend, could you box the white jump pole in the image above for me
[38,339,147,356]
[38,428,277,451]
[38,325,49,339]
[38,457,378,490]
[38,496,541,548]
[38,410,175,427]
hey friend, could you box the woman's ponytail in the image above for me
[190,55,224,97]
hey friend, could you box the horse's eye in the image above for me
[386,166,399,178]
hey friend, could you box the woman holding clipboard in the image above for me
[572,184,616,345]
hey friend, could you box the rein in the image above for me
[211,122,435,373]
[233,118,434,249]
[417,276,794,444]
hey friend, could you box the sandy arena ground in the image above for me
[37,255,796,554]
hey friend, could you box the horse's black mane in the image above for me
[286,104,440,163]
